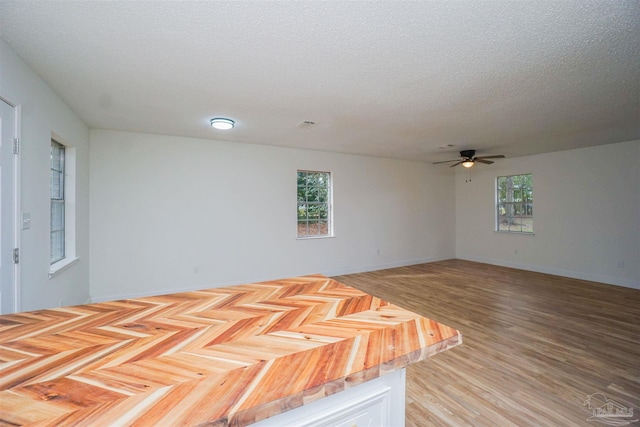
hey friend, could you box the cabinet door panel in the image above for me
[249,369,406,427]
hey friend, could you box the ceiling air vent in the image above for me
[297,121,316,129]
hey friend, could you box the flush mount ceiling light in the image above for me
[210,118,235,130]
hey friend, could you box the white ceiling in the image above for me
[1,1,638,163]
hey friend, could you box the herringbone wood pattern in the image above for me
[0,275,460,426]
[334,259,640,426]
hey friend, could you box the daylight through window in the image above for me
[496,174,533,233]
[297,170,332,238]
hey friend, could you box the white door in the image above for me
[0,98,18,314]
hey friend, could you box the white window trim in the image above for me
[494,231,536,236]
[49,135,77,278]
[296,234,336,240]
[495,173,534,234]
[297,170,334,239]
[49,256,80,278]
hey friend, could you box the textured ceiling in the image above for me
[1,1,638,162]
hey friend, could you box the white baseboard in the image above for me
[322,255,456,278]
[89,276,276,303]
[91,254,636,303]
[90,256,457,303]
[457,255,640,290]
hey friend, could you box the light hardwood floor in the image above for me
[334,259,640,426]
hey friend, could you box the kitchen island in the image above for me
[0,275,461,426]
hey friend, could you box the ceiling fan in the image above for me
[433,149,505,168]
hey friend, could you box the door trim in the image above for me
[1,95,21,313]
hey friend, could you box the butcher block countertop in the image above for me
[0,275,461,426]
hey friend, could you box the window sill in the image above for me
[297,235,335,240]
[494,231,535,236]
[49,256,79,279]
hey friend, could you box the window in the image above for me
[50,140,65,263]
[297,170,332,238]
[496,174,533,233]
[49,137,77,276]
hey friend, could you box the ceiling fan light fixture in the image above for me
[210,118,235,130]
[432,149,505,168]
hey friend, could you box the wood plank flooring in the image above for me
[334,259,640,426]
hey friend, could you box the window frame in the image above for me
[50,140,65,264]
[297,170,333,239]
[496,173,533,234]
[49,136,78,277]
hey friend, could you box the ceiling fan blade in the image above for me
[432,159,461,164]
[475,159,494,164]
[449,161,463,168]
[474,155,505,160]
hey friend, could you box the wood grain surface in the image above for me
[0,275,461,426]
[334,259,640,426]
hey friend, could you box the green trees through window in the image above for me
[497,174,533,233]
[297,170,332,237]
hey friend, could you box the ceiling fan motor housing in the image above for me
[460,149,476,159]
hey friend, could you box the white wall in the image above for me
[6,34,635,309]
[89,130,455,301]
[456,140,640,289]
[0,39,90,310]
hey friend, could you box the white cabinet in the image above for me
[249,369,406,427]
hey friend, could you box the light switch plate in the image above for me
[21,212,31,230]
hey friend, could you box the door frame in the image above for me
[1,95,21,313]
